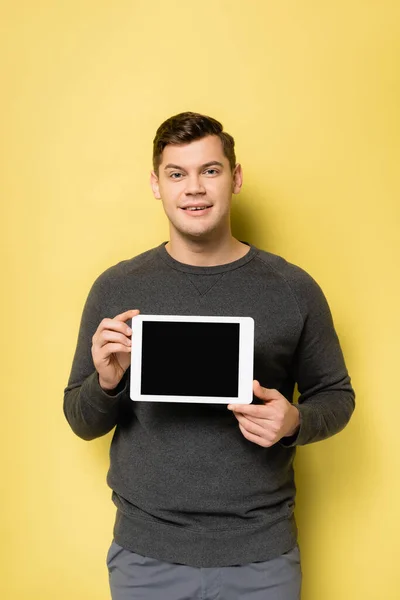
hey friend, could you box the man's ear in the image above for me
[232,163,243,195]
[150,171,161,199]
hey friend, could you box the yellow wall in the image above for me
[2,1,399,598]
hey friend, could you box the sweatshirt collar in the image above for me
[156,241,258,275]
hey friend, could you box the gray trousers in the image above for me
[107,541,302,600]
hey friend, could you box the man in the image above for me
[64,112,355,599]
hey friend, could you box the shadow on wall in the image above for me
[231,191,276,251]
[293,332,372,592]
[235,191,370,585]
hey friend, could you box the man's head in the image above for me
[152,112,236,176]
[150,112,242,243]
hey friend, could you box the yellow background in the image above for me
[2,1,399,598]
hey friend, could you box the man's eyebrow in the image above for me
[163,161,224,171]
[164,163,184,171]
[201,161,224,169]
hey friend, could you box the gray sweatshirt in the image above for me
[64,242,355,567]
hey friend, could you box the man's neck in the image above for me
[165,235,250,267]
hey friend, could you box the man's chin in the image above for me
[174,225,218,241]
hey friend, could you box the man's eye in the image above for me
[205,169,218,175]
[170,172,183,179]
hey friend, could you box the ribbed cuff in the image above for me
[279,403,316,447]
[80,371,129,413]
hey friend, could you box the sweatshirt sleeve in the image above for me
[280,270,355,447]
[63,275,129,441]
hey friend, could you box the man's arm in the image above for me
[63,372,128,441]
[229,269,355,447]
[63,276,136,441]
[280,273,355,446]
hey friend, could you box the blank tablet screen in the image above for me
[141,321,240,397]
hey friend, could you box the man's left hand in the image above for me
[227,380,300,447]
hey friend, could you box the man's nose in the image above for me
[185,175,206,195]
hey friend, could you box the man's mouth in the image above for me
[182,206,210,211]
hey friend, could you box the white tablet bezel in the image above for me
[130,315,254,404]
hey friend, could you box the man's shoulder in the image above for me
[253,246,327,312]
[93,245,162,289]
[254,247,315,286]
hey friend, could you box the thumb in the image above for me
[253,380,280,403]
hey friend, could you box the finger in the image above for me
[97,331,132,348]
[233,412,270,428]
[96,343,132,357]
[238,422,273,448]
[235,413,267,437]
[95,317,134,339]
[114,309,140,322]
[253,380,282,402]
[227,403,274,420]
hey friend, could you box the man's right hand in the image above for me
[91,309,140,391]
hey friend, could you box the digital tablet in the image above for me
[130,315,254,403]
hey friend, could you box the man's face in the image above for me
[150,135,242,241]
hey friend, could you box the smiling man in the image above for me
[64,112,355,600]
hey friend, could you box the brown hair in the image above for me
[152,111,236,174]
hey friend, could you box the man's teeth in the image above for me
[186,206,208,211]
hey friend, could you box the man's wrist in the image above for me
[98,375,123,396]
[286,405,300,437]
